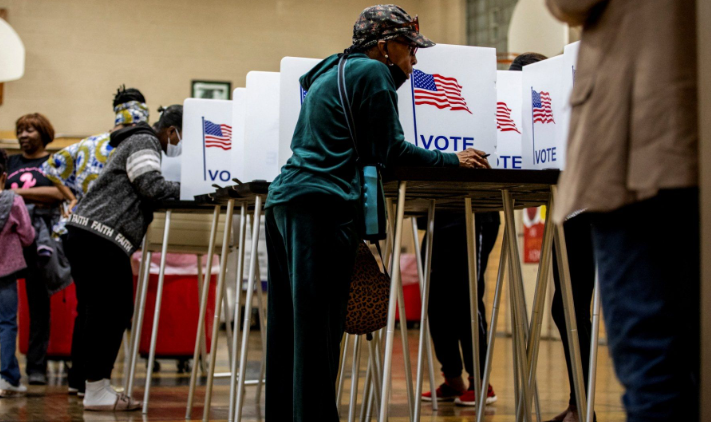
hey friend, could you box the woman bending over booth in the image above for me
[264,5,490,421]
[63,106,183,411]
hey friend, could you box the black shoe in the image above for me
[28,373,47,385]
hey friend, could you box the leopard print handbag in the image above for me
[345,241,391,335]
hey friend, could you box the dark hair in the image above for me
[0,148,7,175]
[509,53,548,71]
[113,85,146,107]
[15,113,55,146]
[156,105,183,132]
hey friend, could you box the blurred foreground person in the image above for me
[265,5,489,421]
[63,106,182,411]
[547,1,699,421]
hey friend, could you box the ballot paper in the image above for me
[397,44,497,157]
[521,54,566,170]
[278,57,321,170]
[180,98,233,200]
[243,71,281,182]
[495,71,523,169]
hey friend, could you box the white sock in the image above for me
[83,379,117,407]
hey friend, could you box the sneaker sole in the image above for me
[454,395,498,407]
[422,396,457,402]
[0,389,26,397]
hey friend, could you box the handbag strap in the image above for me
[337,55,362,162]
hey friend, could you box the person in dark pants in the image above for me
[592,189,699,422]
[422,52,548,407]
[547,213,595,422]
[6,113,64,385]
[265,196,359,421]
[64,107,182,411]
[422,212,500,406]
[264,6,489,421]
[51,86,151,396]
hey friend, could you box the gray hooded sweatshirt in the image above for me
[67,124,179,254]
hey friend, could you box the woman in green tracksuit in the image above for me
[264,5,490,421]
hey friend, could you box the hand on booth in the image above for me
[456,148,491,169]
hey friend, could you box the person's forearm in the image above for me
[13,187,64,204]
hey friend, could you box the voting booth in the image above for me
[180,98,234,200]
[521,55,566,170]
[520,42,580,170]
[495,70,523,169]
[397,44,497,156]
[243,71,281,183]
[278,57,321,169]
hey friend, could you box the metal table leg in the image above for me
[501,191,533,422]
[396,269,415,422]
[196,254,208,375]
[412,218,439,411]
[202,199,236,421]
[360,357,373,422]
[125,236,149,396]
[348,335,363,422]
[185,205,221,418]
[228,204,248,422]
[254,260,267,405]
[336,333,351,413]
[235,195,264,422]
[550,186,587,422]
[476,232,508,422]
[522,201,555,418]
[142,210,173,413]
[378,181,407,422]
[464,198,483,409]
[586,274,601,422]
[368,332,384,413]
[413,201,436,421]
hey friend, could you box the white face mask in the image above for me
[165,127,182,157]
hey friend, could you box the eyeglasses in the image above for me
[392,39,419,56]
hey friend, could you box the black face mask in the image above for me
[388,62,408,89]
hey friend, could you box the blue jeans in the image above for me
[0,275,21,386]
[591,188,699,422]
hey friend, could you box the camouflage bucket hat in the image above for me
[351,4,435,51]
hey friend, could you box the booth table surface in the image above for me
[193,169,558,212]
[382,167,559,214]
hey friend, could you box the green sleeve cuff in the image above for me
[443,153,460,168]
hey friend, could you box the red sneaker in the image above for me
[454,384,498,406]
[422,381,465,402]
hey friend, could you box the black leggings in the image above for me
[551,214,595,405]
[425,213,500,379]
[65,227,134,382]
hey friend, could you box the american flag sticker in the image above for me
[532,90,555,124]
[412,70,471,114]
[496,101,520,134]
[203,119,232,150]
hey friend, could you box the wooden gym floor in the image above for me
[0,330,625,422]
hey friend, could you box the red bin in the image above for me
[18,280,77,359]
[136,273,217,358]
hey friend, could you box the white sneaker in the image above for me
[0,378,27,397]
